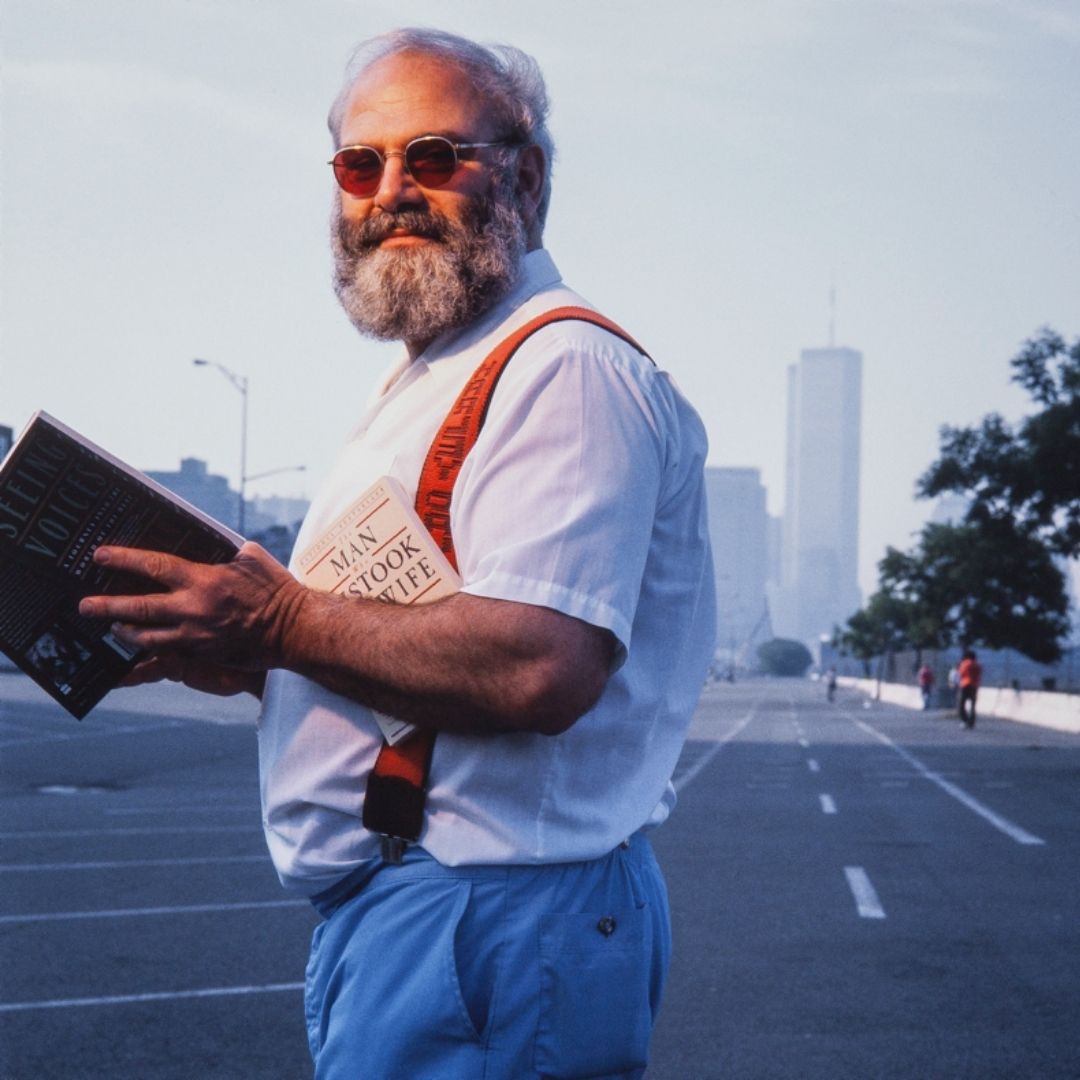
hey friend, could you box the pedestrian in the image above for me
[826,666,838,702]
[917,662,936,711]
[78,28,716,1079]
[957,649,983,728]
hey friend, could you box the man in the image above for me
[80,28,715,1079]
[958,649,983,728]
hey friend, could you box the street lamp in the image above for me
[193,358,248,534]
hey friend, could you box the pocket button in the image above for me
[596,915,617,937]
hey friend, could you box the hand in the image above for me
[119,654,266,698]
[78,541,307,670]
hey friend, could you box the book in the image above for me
[0,411,243,719]
[295,474,461,744]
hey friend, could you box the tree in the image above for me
[757,638,813,677]
[842,519,1069,666]
[919,327,1080,558]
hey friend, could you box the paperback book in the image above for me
[295,474,461,744]
[0,411,243,719]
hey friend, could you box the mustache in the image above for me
[337,209,451,255]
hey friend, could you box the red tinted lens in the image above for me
[405,137,458,187]
[332,147,383,197]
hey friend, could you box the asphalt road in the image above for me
[1,673,1078,1079]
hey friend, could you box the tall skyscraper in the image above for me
[704,466,770,661]
[777,345,863,645]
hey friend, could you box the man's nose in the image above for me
[374,154,425,212]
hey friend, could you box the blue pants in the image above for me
[305,832,671,1079]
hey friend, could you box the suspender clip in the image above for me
[380,835,407,865]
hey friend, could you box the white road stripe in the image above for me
[105,805,254,816]
[0,982,305,1014]
[0,825,258,839]
[0,720,186,749]
[673,710,754,792]
[798,737,810,748]
[807,758,820,773]
[0,899,309,925]
[819,794,837,814]
[0,855,269,873]
[844,866,886,919]
[854,719,1046,846]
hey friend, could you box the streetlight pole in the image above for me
[193,358,248,534]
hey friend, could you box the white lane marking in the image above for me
[854,719,1046,846]
[105,805,254,816]
[844,866,886,919]
[0,899,309,925]
[0,982,305,1014]
[0,855,269,873]
[807,758,820,773]
[0,719,186,749]
[674,710,755,793]
[819,794,837,814]
[798,737,810,748]
[0,825,258,839]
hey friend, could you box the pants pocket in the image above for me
[534,905,652,1079]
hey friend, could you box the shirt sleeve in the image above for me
[449,323,672,660]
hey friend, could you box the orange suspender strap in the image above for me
[361,306,650,859]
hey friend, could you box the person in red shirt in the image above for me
[957,649,983,728]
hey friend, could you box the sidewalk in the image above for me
[840,676,1080,734]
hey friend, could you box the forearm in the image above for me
[78,542,612,734]
[276,588,611,735]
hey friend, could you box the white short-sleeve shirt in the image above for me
[258,251,716,894]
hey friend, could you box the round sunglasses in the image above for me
[329,134,517,198]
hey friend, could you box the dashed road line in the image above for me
[819,794,837,814]
[807,758,820,773]
[844,866,886,919]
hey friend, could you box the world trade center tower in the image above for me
[777,344,863,646]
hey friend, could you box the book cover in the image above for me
[295,474,461,743]
[0,411,243,719]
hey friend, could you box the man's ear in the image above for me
[515,144,546,242]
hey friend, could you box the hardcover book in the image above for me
[295,474,461,744]
[0,411,243,719]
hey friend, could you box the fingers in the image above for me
[79,591,172,624]
[92,545,192,586]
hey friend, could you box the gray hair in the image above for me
[327,27,555,231]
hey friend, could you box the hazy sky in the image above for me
[3,0,1078,595]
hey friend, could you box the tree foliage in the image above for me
[841,327,1079,668]
[919,328,1080,558]
[757,638,813,677]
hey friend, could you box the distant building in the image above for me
[776,345,863,645]
[147,458,240,530]
[145,457,307,536]
[252,493,310,530]
[704,467,770,661]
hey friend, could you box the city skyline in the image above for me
[3,2,1078,597]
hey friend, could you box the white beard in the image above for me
[331,180,527,344]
